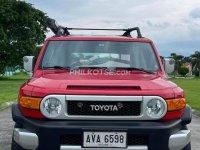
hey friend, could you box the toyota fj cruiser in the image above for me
[11,18,192,150]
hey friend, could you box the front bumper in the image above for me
[168,130,191,150]
[12,104,191,150]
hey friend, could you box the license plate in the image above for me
[83,131,127,148]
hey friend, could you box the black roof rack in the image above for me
[47,18,143,38]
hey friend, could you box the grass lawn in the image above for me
[0,72,28,105]
[170,78,200,111]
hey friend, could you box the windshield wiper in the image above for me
[42,66,71,70]
[75,66,154,74]
[74,66,108,70]
[113,67,154,74]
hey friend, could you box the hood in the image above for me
[28,71,177,91]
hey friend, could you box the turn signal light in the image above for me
[166,98,186,111]
[19,97,42,110]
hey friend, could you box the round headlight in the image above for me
[146,99,166,119]
[41,98,62,118]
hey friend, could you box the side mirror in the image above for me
[163,58,175,74]
[23,56,35,72]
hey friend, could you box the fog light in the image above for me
[146,99,166,119]
[41,98,62,118]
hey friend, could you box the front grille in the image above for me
[60,134,148,146]
[60,134,81,145]
[128,135,148,145]
[67,101,141,116]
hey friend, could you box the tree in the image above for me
[170,53,184,77]
[0,0,47,74]
[191,51,200,77]
[182,56,192,64]
[33,46,42,58]
[178,67,189,77]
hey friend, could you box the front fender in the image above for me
[181,104,192,126]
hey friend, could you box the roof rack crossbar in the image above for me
[122,27,143,38]
[47,18,143,38]
[66,28,125,31]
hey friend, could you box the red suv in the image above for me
[11,18,192,150]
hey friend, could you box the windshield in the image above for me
[41,41,160,72]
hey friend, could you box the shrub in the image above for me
[178,67,189,77]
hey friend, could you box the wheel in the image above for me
[11,138,25,150]
[182,142,191,150]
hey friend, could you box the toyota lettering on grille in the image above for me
[90,103,123,112]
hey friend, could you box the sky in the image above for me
[25,0,200,57]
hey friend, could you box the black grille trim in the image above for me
[60,134,81,145]
[67,85,141,90]
[128,135,148,145]
[67,101,141,116]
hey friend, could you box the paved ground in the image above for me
[0,108,200,150]
[188,114,200,150]
[0,108,14,150]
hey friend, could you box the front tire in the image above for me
[11,138,25,150]
[182,143,191,150]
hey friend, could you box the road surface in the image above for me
[0,108,200,150]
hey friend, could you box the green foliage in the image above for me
[178,67,189,77]
[33,46,42,58]
[170,78,200,111]
[193,70,199,77]
[170,53,184,76]
[191,51,200,77]
[0,0,47,73]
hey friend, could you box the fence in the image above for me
[3,66,19,76]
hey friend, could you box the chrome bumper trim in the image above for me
[13,128,38,150]
[169,130,191,150]
[60,145,148,150]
